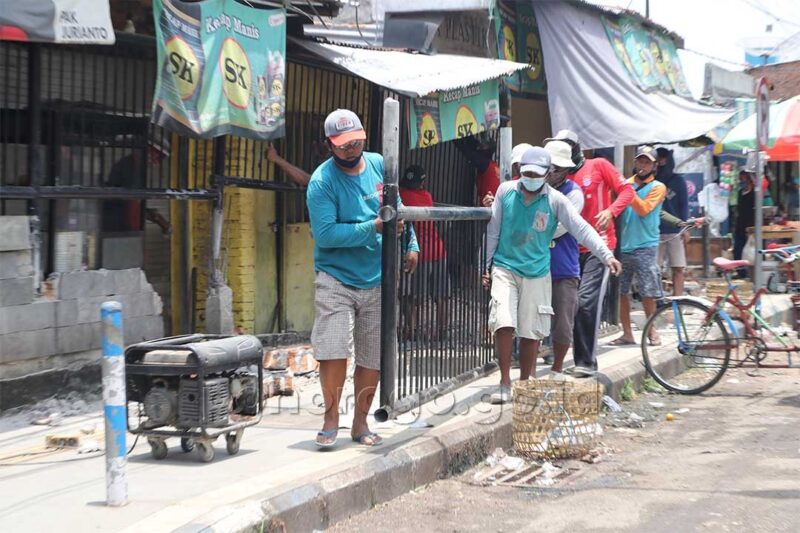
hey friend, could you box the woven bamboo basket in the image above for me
[512,379,602,460]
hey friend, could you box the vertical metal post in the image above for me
[101,301,127,507]
[498,127,513,182]
[27,43,43,292]
[754,150,764,289]
[379,98,400,413]
[210,137,226,287]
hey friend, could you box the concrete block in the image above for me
[206,284,234,334]
[55,299,79,327]
[58,270,107,299]
[76,296,111,324]
[372,451,414,506]
[105,268,144,296]
[0,216,31,251]
[123,315,164,345]
[0,250,34,279]
[264,484,326,533]
[0,277,34,306]
[127,291,156,317]
[0,328,57,363]
[0,301,56,334]
[318,464,376,526]
[56,323,102,354]
[403,436,447,487]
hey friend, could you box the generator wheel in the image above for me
[148,438,168,460]
[180,438,194,453]
[195,441,215,463]
[225,431,242,455]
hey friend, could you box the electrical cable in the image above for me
[354,4,375,48]
[739,0,800,27]
[306,0,329,30]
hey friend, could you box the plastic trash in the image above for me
[648,402,665,409]
[500,455,526,471]
[602,395,622,412]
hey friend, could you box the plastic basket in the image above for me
[512,379,602,460]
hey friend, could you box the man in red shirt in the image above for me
[545,130,635,376]
[399,165,449,343]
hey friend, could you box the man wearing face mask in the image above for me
[545,130,634,377]
[542,140,584,375]
[611,145,667,347]
[306,109,420,448]
[483,147,621,403]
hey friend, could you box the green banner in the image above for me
[493,0,546,96]
[602,15,691,98]
[152,0,286,140]
[408,80,500,149]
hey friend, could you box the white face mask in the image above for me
[520,176,545,192]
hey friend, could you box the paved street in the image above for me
[330,367,800,533]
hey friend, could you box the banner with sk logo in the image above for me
[408,79,500,149]
[151,0,286,140]
[493,0,546,97]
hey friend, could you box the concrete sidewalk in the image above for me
[0,296,793,532]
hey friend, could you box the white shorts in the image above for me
[658,234,687,269]
[488,266,552,340]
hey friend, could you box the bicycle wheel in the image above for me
[641,299,732,394]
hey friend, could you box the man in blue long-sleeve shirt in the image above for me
[306,109,419,448]
[656,147,689,296]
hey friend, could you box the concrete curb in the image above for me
[187,300,793,532]
[188,365,638,532]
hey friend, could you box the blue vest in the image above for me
[550,180,580,280]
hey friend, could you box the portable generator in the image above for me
[125,334,263,462]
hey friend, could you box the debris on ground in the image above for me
[602,395,622,412]
[648,402,665,409]
[727,378,740,384]
[580,445,614,464]
[472,448,586,488]
[620,378,637,401]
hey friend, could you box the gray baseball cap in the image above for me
[324,109,366,146]
[519,146,551,175]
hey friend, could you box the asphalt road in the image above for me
[329,367,800,532]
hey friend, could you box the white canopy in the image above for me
[292,38,530,97]
[533,1,732,149]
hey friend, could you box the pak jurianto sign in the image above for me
[408,80,500,149]
[152,0,286,140]
[493,0,546,96]
[602,15,692,98]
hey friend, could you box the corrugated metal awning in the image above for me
[291,38,530,97]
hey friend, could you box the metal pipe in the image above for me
[754,150,764,289]
[27,43,42,292]
[379,97,400,412]
[101,301,127,507]
[397,206,491,222]
[0,186,215,200]
[374,361,498,422]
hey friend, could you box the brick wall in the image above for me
[747,60,800,100]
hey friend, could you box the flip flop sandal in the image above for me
[608,337,637,346]
[351,431,383,446]
[315,428,338,448]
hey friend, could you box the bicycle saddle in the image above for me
[713,257,751,271]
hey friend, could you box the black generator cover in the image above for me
[125,334,262,370]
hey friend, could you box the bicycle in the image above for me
[640,245,800,394]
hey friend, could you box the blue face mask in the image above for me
[520,177,545,192]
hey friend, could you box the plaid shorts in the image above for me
[620,246,663,298]
[311,271,381,370]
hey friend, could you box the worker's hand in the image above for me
[482,271,492,289]
[594,209,614,231]
[265,143,279,163]
[403,251,419,274]
[373,217,405,236]
[482,193,495,208]
[606,257,622,276]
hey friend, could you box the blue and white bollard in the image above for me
[101,301,127,507]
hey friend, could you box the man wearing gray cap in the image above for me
[483,146,621,403]
[306,109,419,447]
